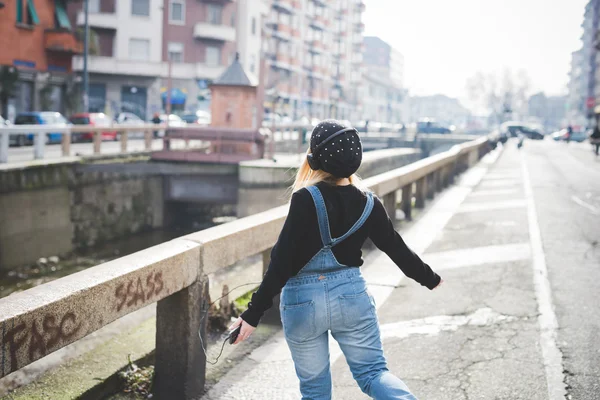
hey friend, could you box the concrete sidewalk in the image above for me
[201,143,557,400]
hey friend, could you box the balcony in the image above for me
[310,15,327,31]
[354,21,365,33]
[355,1,366,12]
[272,23,292,41]
[272,0,296,14]
[353,41,365,51]
[271,54,295,71]
[194,23,236,42]
[76,11,118,30]
[309,40,326,53]
[73,56,224,80]
[44,30,83,54]
[73,56,162,76]
[352,54,363,64]
[312,0,328,7]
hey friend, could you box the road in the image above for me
[200,139,600,399]
[4,139,165,164]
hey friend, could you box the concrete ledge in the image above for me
[183,205,288,275]
[0,239,199,377]
[239,148,421,187]
[7,316,156,400]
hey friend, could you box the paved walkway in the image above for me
[201,141,571,400]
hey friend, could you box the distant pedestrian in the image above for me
[151,112,161,138]
[229,120,442,400]
[566,125,573,144]
[591,125,600,156]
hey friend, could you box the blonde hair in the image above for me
[291,147,362,193]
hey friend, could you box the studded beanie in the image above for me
[309,119,362,178]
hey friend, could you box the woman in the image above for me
[229,120,442,399]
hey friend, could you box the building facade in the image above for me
[567,49,587,125]
[360,74,405,124]
[568,0,600,126]
[264,0,366,121]
[65,0,266,120]
[363,36,404,89]
[0,0,82,120]
[361,36,406,123]
[408,95,471,127]
[67,0,166,119]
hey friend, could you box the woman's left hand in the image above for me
[228,317,256,345]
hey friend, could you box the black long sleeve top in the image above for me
[240,182,441,327]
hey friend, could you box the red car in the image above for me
[69,113,118,142]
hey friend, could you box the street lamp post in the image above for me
[83,0,89,112]
[165,4,172,115]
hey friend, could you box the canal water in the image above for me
[0,216,239,299]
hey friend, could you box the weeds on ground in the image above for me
[118,355,154,399]
[233,287,256,314]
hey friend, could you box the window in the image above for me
[169,0,184,24]
[168,42,184,63]
[250,55,256,73]
[231,12,236,27]
[17,0,40,25]
[205,46,221,67]
[55,0,71,29]
[88,0,100,13]
[129,38,150,61]
[207,4,222,24]
[131,0,149,16]
[252,17,257,35]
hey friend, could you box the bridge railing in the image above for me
[0,136,492,398]
[0,123,167,163]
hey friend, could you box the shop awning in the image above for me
[161,88,187,105]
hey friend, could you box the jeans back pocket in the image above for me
[338,290,376,329]
[282,301,316,343]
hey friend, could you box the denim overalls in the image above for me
[280,186,417,400]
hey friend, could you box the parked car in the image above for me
[154,114,186,138]
[551,128,588,142]
[115,112,145,138]
[519,126,544,140]
[69,113,118,142]
[570,129,590,142]
[181,110,211,125]
[157,114,186,127]
[551,129,568,141]
[11,112,70,146]
[416,118,452,134]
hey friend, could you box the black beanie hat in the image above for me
[309,119,362,178]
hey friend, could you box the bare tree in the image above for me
[466,69,532,126]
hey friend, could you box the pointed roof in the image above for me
[212,53,258,87]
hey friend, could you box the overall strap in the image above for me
[332,191,374,247]
[306,186,333,247]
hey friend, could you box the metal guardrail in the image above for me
[0,136,492,398]
[0,123,166,163]
[0,123,312,164]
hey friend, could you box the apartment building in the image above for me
[360,73,405,124]
[264,0,366,121]
[363,36,404,89]
[360,36,407,123]
[66,0,265,119]
[567,0,600,125]
[0,0,82,119]
[567,49,587,125]
[67,0,165,118]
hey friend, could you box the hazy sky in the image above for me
[364,0,587,102]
